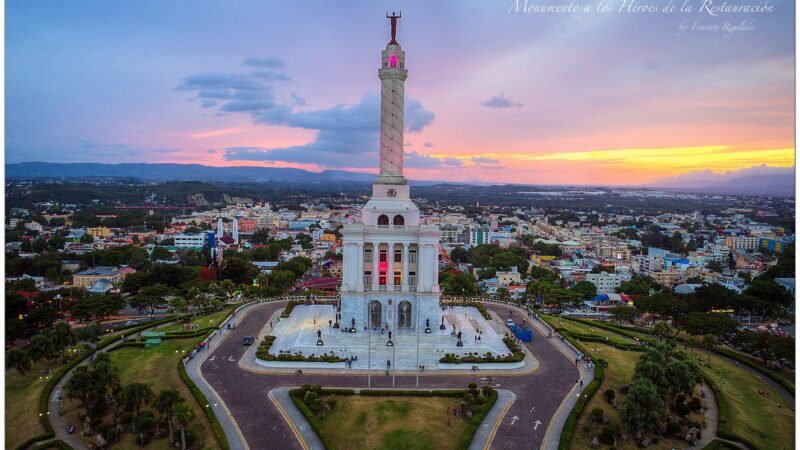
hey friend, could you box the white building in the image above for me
[173,233,206,248]
[340,23,442,332]
[586,272,622,294]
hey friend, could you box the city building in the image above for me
[173,233,207,248]
[586,272,622,294]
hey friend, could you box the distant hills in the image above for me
[648,165,795,197]
[6,162,795,197]
[6,162,379,184]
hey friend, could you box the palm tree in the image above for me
[121,382,154,417]
[173,402,196,450]
[155,388,183,443]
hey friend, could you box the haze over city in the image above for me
[6,1,795,185]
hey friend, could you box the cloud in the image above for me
[290,92,307,106]
[423,142,434,148]
[242,56,283,68]
[181,62,435,169]
[405,151,463,169]
[481,93,523,108]
[471,156,501,167]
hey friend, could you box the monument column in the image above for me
[357,242,364,291]
[372,242,380,290]
[377,12,408,185]
[417,243,425,292]
[402,243,409,292]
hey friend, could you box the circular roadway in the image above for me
[200,301,579,450]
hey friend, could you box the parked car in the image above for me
[242,336,255,346]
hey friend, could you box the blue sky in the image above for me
[5,1,795,184]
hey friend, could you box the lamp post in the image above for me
[415,300,421,388]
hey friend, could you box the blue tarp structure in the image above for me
[511,324,533,342]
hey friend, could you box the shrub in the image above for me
[675,402,691,416]
[603,389,616,403]
[666,421,682,435]
[589,407,604,423]
[688,397,702,413]
[599,425,616,445]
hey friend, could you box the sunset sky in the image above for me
[6,1,795,185]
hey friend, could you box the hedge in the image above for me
[255,335,343,362]
[14,432,56,450]
[95,317,175,349]
[30,440,73,450]
[281,300,301,318]
[464,302,492,320]
[106,342,147,352]
[439,336,525,364]
[177,361,230,450]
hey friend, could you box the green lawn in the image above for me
[702,356,795,449]
[539,314,632,346]
[569,342,700,450]
[319,396,469,450]
[158,308,233,333]
[5,346,87,449]
[561,317,796,449]
[58,337,221,450]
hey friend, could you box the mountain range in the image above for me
[5,162,795,197]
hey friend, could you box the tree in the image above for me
[652,321,675,343]
[121,382,154,417]
[450,246,468,264]
[173,401,196,450]
[130,284,171,316]
[700,334,717,366]
[675,312,737,337]
[220,257,258,285]
[169,296,189,316]
[155,389,183,443]
[251,228,270,245]
[72,294,125,324]
[51,322,77,360]
[7,348,31,387]
[151,247,172,261]
[609,305,637,324]
[707,260,723,273]
[28,332,56,364]
[620,378,665,435]
[496,287,510,301]
[571,281,597,300]
[665,359,700,397]
[439,270,478,297]
[64,353,120,417]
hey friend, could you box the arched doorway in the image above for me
[398,300,412,328]
[377,214,389,226]
[369,301,382,328]
[393,214,405,226]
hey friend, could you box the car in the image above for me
[242,336,255,346]
[506,319,516,327]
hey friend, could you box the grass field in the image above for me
[539,314,632,346]
[320,396,468,450]
[562,316,796,449]
[4,345,87,449]
[569,342,704,450]
[702,357,795,449]
[158,308,233,333]
[58,336,221,450]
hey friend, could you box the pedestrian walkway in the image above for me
[468,389,516,450]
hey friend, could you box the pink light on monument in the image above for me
[389,54,397,68]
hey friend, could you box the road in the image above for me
[199,301,579,450]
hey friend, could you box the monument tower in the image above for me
[340,12,442,333]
